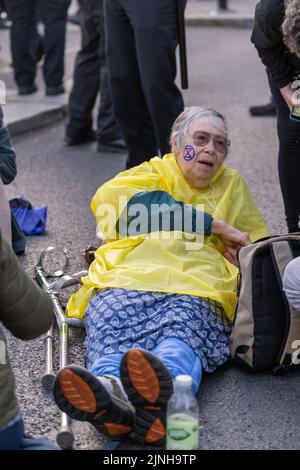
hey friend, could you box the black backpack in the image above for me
[230,234,300,374]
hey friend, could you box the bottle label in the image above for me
[166,414,199,450]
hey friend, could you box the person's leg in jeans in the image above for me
[90,339,202,393]
[21,437,58,450]
[53,338,201,444]
[89,352,123,378]
[269,77,300,232]
[80,340,201,444]
[151,338,202,394]
[0,414,24,450]
[0,414,57,450]
[90,338,202,394]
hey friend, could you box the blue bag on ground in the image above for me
[9,196,47,235]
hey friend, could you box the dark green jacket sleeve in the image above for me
[117,190,213,237]
[0,232,53,340]
[0,106,17,185]
[0,231,53,430]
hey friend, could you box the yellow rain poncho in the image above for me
[67,154,268,321]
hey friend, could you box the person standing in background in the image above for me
[251,0,300,232]
[103,0,185,168]
[65,0,125,153]
[7,0,70,96]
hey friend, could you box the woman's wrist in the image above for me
[211,219,225,236]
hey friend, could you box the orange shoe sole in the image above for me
[121,349,173,445]
[53,364,134,438]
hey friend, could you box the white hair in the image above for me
[282,0,300,58]
[170,106,229,150]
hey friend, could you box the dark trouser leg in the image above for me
[269,77,300,232]
[104,0,157,168]
[7,0,37,88]
[39,0,70,87]
[132,0,184,156]
[97,0,122,144]
[67,0,121,142]
[66,0,101,139]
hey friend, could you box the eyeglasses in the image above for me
[189,131,230,154]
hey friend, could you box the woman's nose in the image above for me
[203,137,215,153]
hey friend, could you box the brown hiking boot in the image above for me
[120,349,173,445]
[53,364,134,437]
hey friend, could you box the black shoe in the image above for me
[18,84,37,95]
[64,130,96,146]
[249,102,276,117]
[97,138,127,154]
[121,348,173,445]
[46,84,65,96]
[53,364,134,438]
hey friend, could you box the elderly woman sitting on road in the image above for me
[53,107,268,445]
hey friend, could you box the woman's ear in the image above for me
[171,139,180,159]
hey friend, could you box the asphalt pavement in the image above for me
[2,9,300,451]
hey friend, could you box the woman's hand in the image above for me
[222,246,240,267]
[211,220,251,266]
[212,220,251,247]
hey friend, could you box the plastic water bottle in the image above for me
[166,375,199,450]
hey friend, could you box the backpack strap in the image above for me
[270,241,300,365]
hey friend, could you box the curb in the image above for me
[7,104,67,137]
[185,16,254,29]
